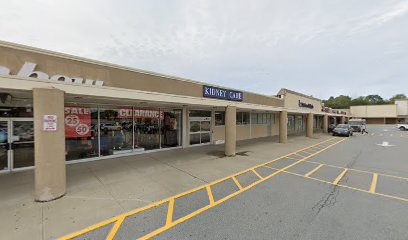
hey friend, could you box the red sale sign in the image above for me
[64,106,92,138]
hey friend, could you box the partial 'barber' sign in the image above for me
[203,85,243,101]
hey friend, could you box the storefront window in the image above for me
[99,107,133,156]
[161,110,182,148]
[297,115,304,131]
[288,115,295,130]
[236,112,249,125]
[133,108,161,151]
[215,111,225,126]
[0,106,33,118]
[65,106,99,161]
[242,112,249,124]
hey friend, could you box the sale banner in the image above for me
[64,106,92,138]
[117,108,164,119]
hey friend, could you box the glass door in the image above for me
[11,120,34,169]
[0,120,9,172]
[189,116,212,145]
[0,118,34,172]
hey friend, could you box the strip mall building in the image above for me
[0,41,348,201]
[349,100,408,124]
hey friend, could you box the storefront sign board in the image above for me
[203,85,243,101]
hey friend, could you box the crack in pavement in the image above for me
[311,184,340,217]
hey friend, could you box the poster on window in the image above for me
[117,108,164,119]
[64,106,91,138]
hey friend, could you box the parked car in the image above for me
[332,124,353,137]
[328,124,336,133]
[100,123,122,131]
[396,123,408,131]
[348,119,365,132]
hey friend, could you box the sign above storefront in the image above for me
[203,85,243,101]
[298,100,314,109]
[0,62,104,86]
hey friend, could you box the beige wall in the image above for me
[212,113,279,143]
[213,126,225,142]
[0,44,284,108]
[236,125,251,140]
[283,92,322,113]
[350,105,398,118]
[396,100,408,116]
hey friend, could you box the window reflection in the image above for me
[160,110,182,148]
[65,106,183,161]
[100,107,133,155]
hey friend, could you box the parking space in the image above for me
[59,137,345,240]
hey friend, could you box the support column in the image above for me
[340,116,346,124]
[33,88,66,202]
[182,106,188,148]
[225,105,236,156]
[306,113,314,138]
[279,111,288,143]
[323,115,329,133]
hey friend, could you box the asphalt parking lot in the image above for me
[61,125,408,240]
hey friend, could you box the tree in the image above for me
[364,95,386,105]
[323,95,351,109]
[389,94,407,103]
[350,96,368,106]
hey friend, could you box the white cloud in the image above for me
[0,0,407,99]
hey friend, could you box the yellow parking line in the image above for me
[295,153,308,158]
[311,146,323,150]
[138,139,346,240]
[252,169,263,179]
[304,164,323,177]
[301,150,314,155]
[370,173,378,193]
[333,168,348,185]
[304,160,408,181]
[277,169,408,203]
[166,199,174,226]
[232,176,243,190]
[58,137,342,240]
[206,186,215,205]
[106,216,125,240]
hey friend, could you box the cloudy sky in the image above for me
[1,0,407,99]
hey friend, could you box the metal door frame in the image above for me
[0,118,34,173]
[189,116,212,145]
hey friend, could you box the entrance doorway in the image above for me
[189,110,212,145]
[0,118,34,172]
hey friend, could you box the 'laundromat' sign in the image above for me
[203,85,243,101]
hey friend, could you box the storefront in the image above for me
[0,41,348,201]
[65,105,182,162]
[277,88,330,136]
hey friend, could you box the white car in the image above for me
[396,123,408,131]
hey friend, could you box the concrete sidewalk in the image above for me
[0,134,331,240]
